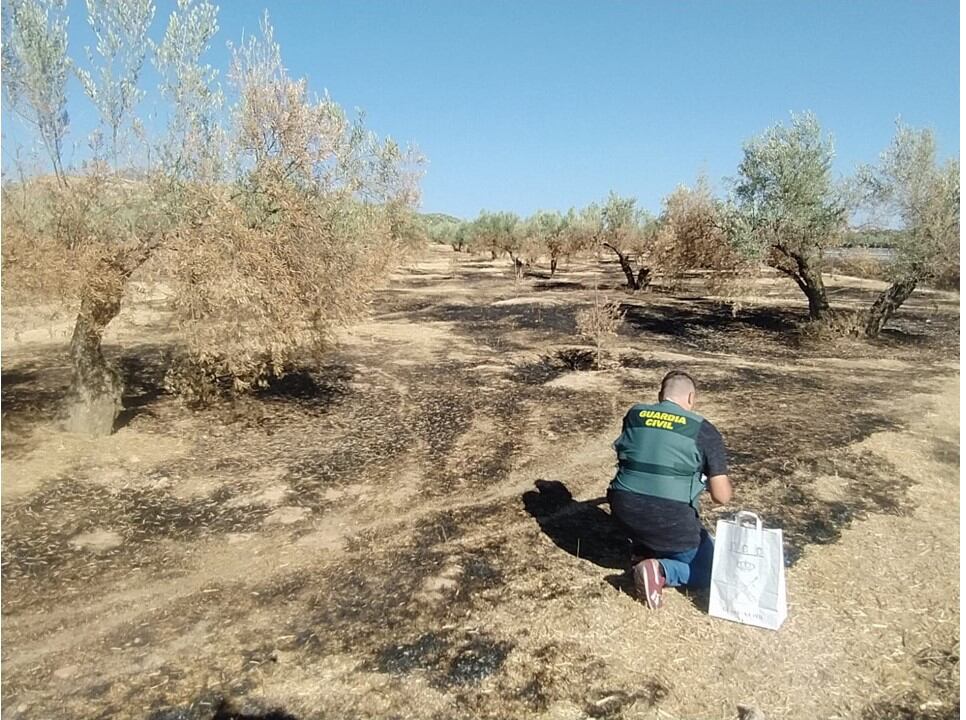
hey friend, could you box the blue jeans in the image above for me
[657,529,714,588]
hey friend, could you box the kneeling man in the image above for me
[607,370,732,609]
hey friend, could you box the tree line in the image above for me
[433,113,959,338]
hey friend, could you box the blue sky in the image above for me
[2,1,960,218]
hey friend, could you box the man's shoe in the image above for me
[633,559,665,610]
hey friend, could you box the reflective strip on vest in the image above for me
[615,465,704,505]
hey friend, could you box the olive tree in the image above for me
[509,216,548,278]
[469,210,520,263]
[424,215,466,251]
[151,0,223,180]
[1,0,176,435]
[456,219,479,254]
[429,220,467,251]
[730,112,847,320]
[75,0,156,167]
[858,122,960,337]
[654,177,755,296]
[451,222,473,253]
[2,7,423,434]
[165,13,424,401]
[522,210,566,275]
[51,0,217,433]
[595,192,657,291]
[2,0,71,186]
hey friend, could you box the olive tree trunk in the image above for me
[603,244,650,292]
[800,265,830,321]
[64,266,128,436]
[636,267,652,291]
[774,249,830,320]
[617,254,636,289]
[864,277,918,338]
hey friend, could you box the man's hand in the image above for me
[708,474,733,504]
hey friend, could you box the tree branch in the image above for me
[601,242,626,260]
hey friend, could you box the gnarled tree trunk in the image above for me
[604,244,650,292]
[64,264,128,436]
[616,253,637,290]
[800,265,830,321]
[864,277,918,338]
[636,267,651,291]
[773,248,830,320]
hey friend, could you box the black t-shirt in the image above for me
[696,421,729,478]
[609,420,729,554]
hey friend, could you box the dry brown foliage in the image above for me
[797,309,867,342]
[156,20,423,402]
[160,184,404,402]
[2,15,423,425]
[654,179,758,299]
[2,168,169,316]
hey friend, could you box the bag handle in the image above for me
[734,511,763,532]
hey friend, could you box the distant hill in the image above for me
[420,213,463,243]
[420,212,463,229]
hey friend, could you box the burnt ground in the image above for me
[0,246,960,720]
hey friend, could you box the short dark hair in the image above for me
[660,370,696,398]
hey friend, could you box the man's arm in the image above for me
[708,474,733,504]
[698,421,732,504]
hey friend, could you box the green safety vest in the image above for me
[610,399,706,506]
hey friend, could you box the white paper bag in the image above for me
[708,511,787,630]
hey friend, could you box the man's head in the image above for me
[659,370,697,410]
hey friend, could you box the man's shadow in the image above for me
[521,479,628,573]
[521,479,709,610]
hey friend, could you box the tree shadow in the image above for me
[521,479,627,571]
[421,301,579,336]
[510,349,596,386]
[254,364,353,408]
[619,300,803,341]
[1,362,70,432]
[0,343,174,435]
[112,345,173,431]
[113,387,167,431]
[4,342,356,438]
[531,279,587,292]
[211,699,300,720]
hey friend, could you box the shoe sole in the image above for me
[633,561,663,610]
